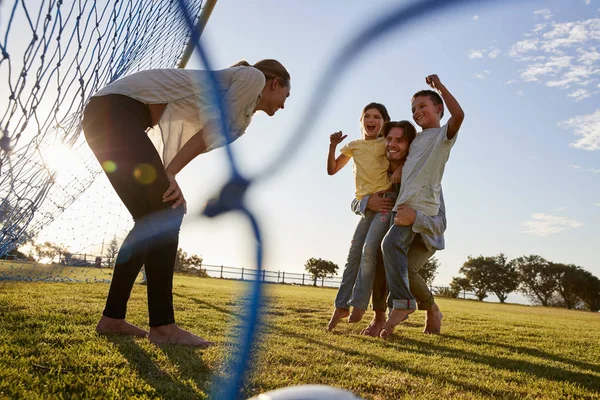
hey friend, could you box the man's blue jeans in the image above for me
[381,223,417,310]
[334,210,391,309]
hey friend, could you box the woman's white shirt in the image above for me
[93,66,265,166]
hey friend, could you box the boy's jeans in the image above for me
[382,223,417,310]
[334,210,391,309]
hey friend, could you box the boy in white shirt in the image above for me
[380,74,464,339]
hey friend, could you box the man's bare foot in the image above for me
[149,323,214,347]
[379,308,415,340]
[348,307,365,323]
[327,307,349,331]
[360,311,386,337]
[424,303,443,334]
[96,316,148,337]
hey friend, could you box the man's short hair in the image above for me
[382,120,417,144]
[412,89,444,119]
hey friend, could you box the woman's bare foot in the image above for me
[149,323,214,348]
[360,311,386,337]
[348,307,365,323]
[96,316,148,337]
[424,303,443,334]
[379,308,415,340]
[327,307,349,332]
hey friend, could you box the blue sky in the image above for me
[3,0,599,292]
[170,0,600,288]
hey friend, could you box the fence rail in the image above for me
[5,255,480,299]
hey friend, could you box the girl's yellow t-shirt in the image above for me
[340,137,391,200]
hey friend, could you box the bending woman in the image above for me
[83,59,291,346]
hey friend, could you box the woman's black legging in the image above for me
[83,94,184,327]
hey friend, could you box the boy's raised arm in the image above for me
[426,74,464,140]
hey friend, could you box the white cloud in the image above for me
[469,47,501,59]
[473,15,480,21]
[572,165,600,173]
[554,207,567,212]
[488,47,501,58]
[578,47,600,65]
[530,155,538,160]
[509,38,539,58]
[507,17,600,102]
[534,9,554,21]
[585,0,591,5]
[597,202,600,206]
[520,213,584,236]
[469,50,484,59]
[474,70,491,80]
[567,88,592,100]
[561,109,600,150]
[516,89,525,96]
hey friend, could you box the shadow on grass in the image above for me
[176,292,600,397]
[106,335,210,399]
[174,294,520,398]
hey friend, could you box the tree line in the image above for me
[449,254,600,311]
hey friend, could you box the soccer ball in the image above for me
[247,385,363,400]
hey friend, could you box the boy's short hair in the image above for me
[382,120,417,144]
[412,90,444,119]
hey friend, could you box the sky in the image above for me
[2,0,600,299]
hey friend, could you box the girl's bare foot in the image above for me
[379,308,414,340]
[327,307,349,331]
[149,323,214,348]
[360,311,386,337]
[96,316,148,337]
[348,307,365,323]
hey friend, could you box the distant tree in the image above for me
[450,276,472,298]
[514,255,558,306]
[173,248,203,274]
[436,286,459,298]
[304,257,338,287]
[550,263,583,309]
[104,237,120,267]
[418,256,439,286]
[550,263,600,310]
[485,254,519,303]
[577,273,600,312]
[174,248,189,272]
[33,241,68,263]
[460,255,491,301]
[5,247,35,261]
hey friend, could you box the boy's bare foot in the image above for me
[327,307,349,331]
[379,308,415,340]
[149,323,214,347]
[348,307,365,323]
[360,311,386,337]
[424,303,443,334]
[96,316,148,337]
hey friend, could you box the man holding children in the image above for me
[327,74,464,339]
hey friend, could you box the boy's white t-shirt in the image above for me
[394,123,457,216]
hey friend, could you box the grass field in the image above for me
[1,270,599,399]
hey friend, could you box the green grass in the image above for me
[1,272,599,399]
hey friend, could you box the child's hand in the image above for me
[330,131,347,146]
[390,167,402,184]
[425,74,442,90]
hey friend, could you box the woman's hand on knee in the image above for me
[163,170,187,213]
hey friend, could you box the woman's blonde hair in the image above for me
[231,59,290,87]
